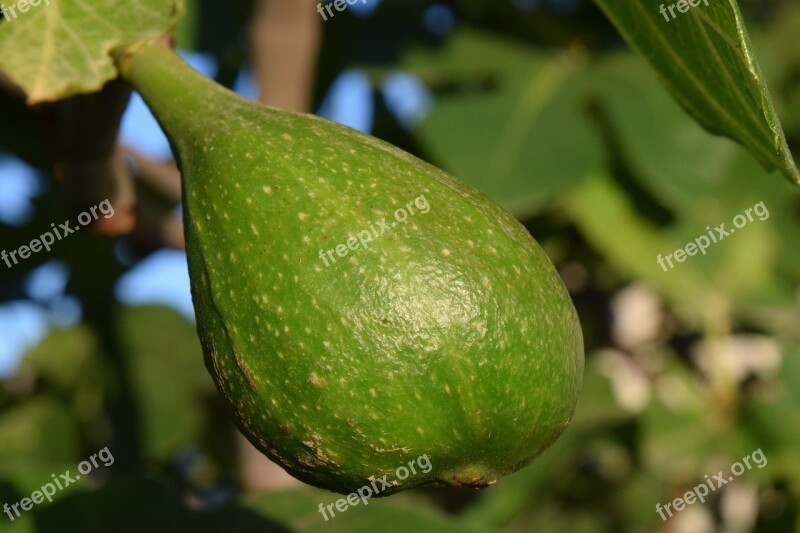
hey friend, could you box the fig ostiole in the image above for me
[116,42,584,495]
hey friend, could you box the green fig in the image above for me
[117,42,584,495]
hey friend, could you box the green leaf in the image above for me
[575,54,799,309]
[120,306,215,460]
[394,28,604,218]
[0,0,185,103]
[592,0,799,184]
[22,325,97,390]
[563,171,710,317]
[0,397,81,495]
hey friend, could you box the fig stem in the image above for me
[113,41,235,155]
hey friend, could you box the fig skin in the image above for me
[119,42,584,495]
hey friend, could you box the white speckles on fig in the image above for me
[126,43,584,496]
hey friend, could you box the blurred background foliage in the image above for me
[1,0,800,531]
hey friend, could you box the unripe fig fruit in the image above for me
[118,43,584,494]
